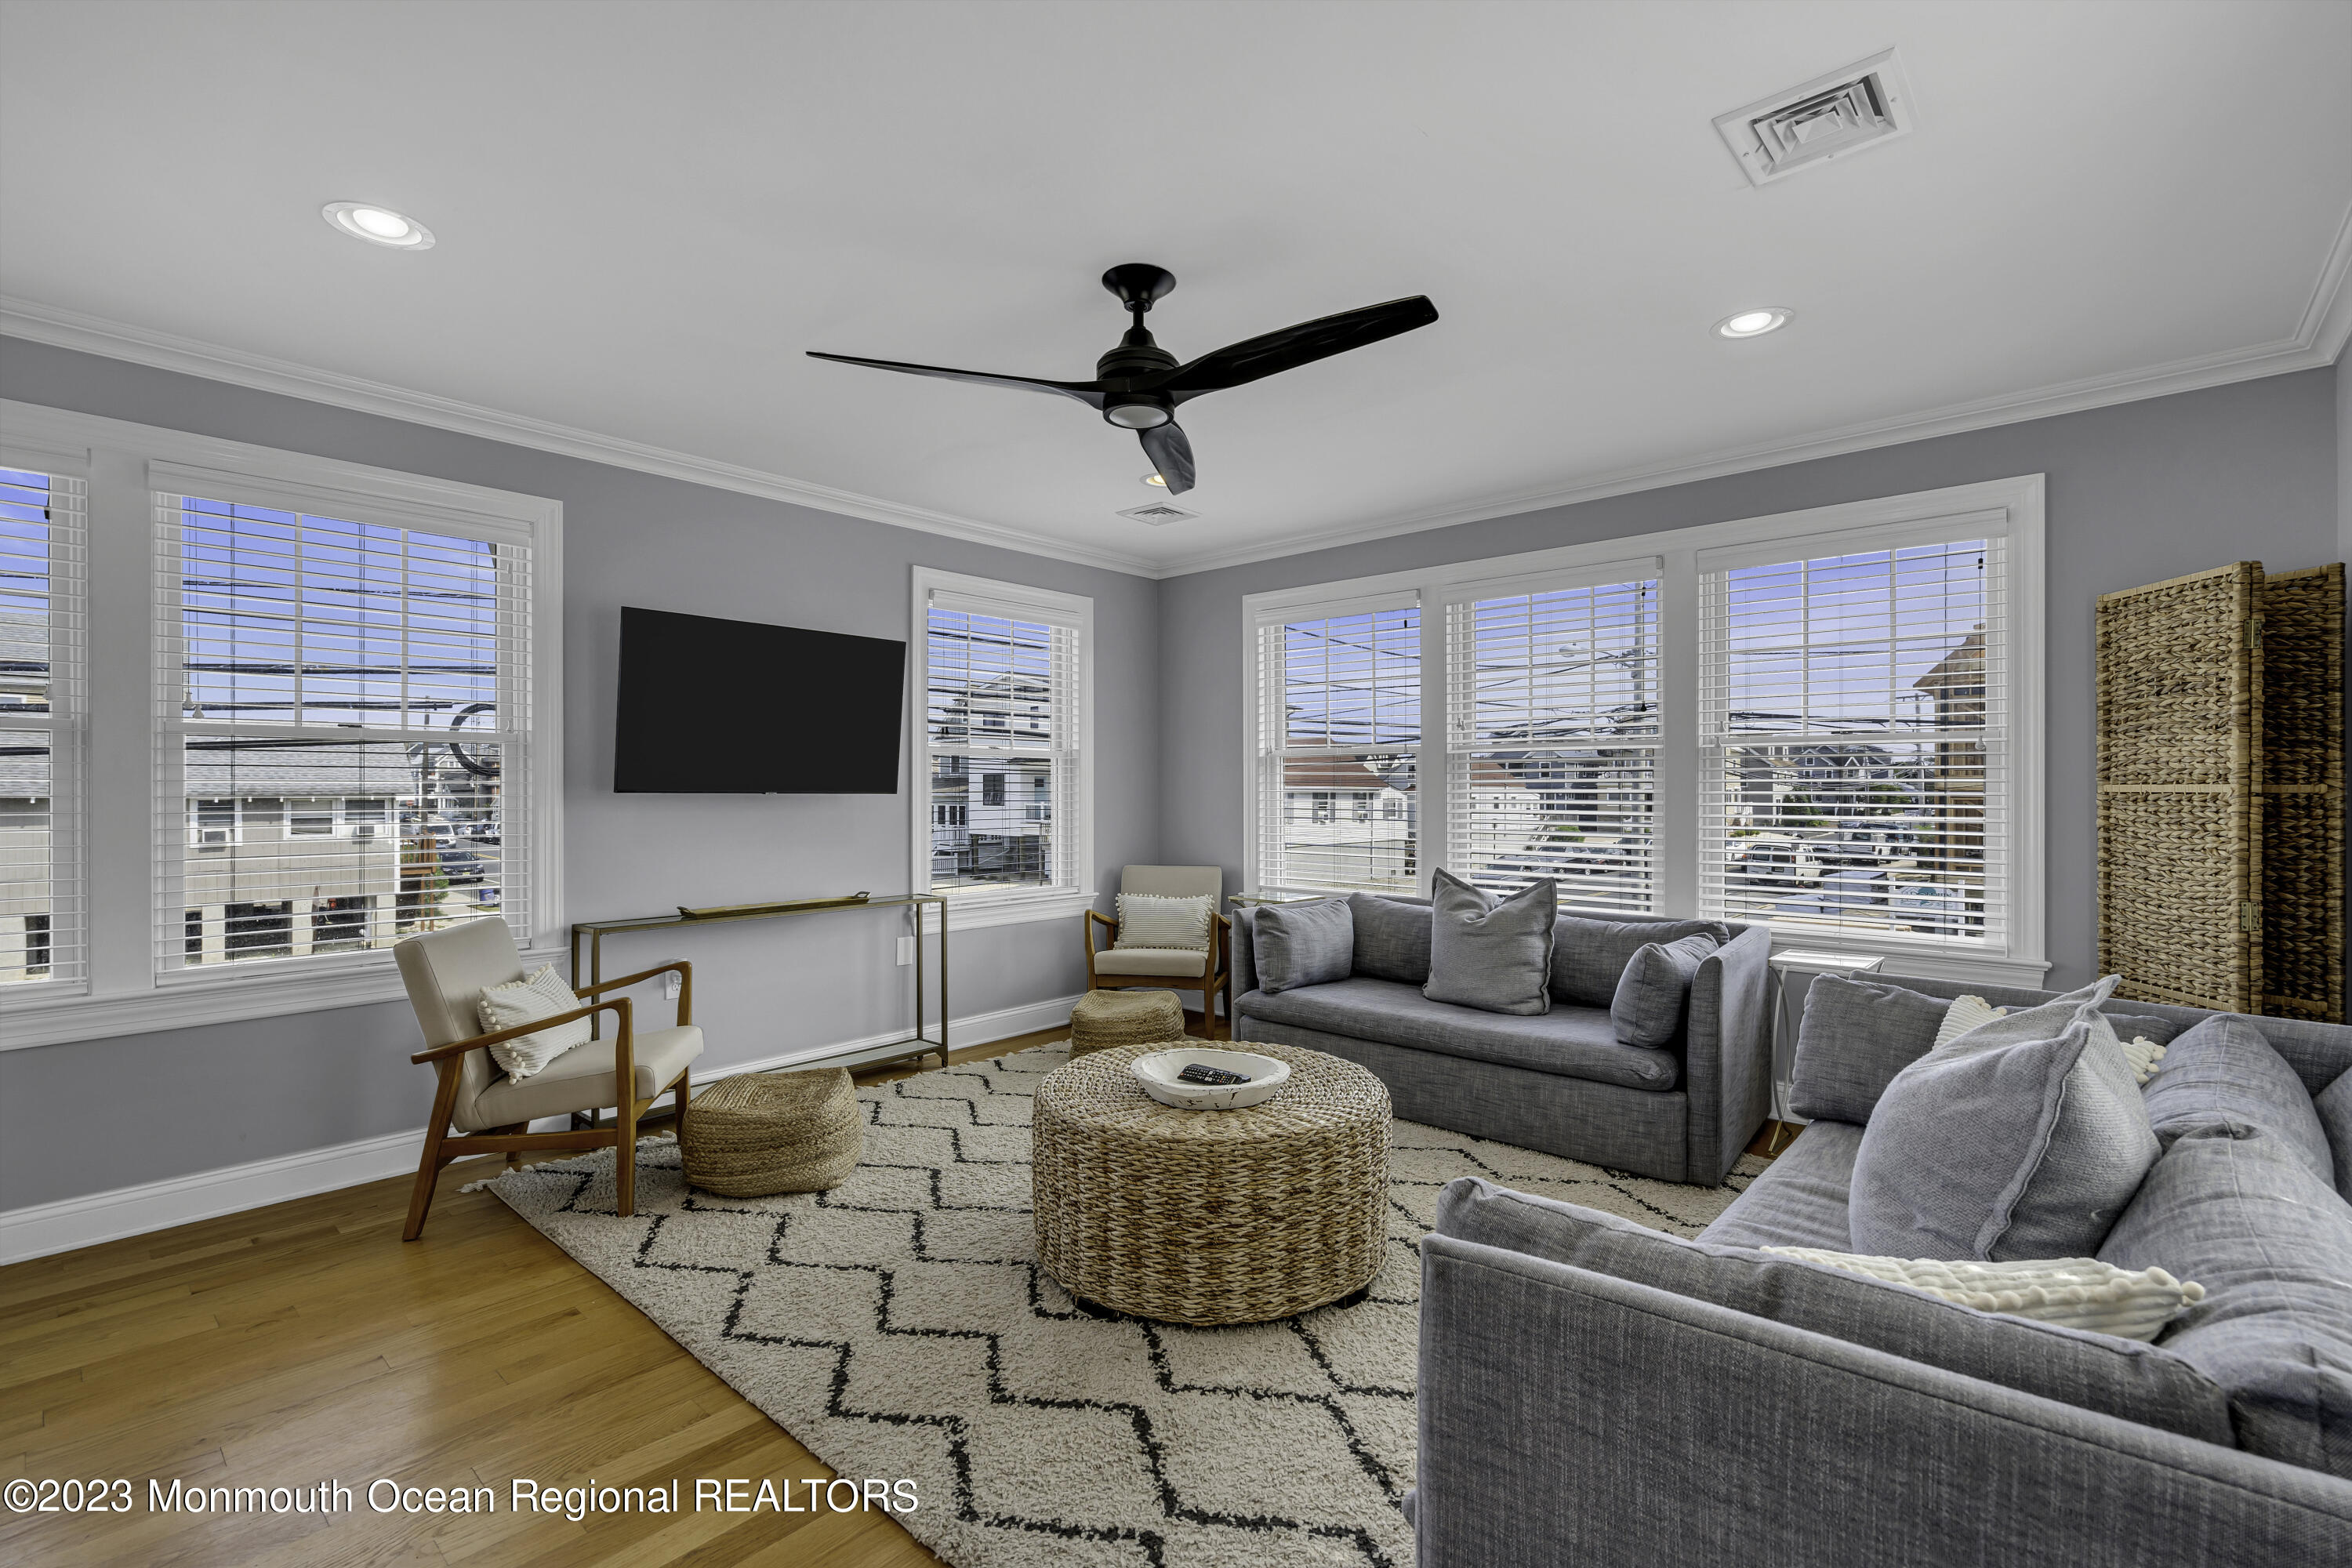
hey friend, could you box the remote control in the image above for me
[1176,1063,1251,1086]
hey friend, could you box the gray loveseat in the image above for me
[1414,975,2352,1567]
[1229,898,1773,1185]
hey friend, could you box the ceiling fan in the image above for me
[807,264,1437,496]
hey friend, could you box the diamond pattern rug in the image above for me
[483,1044,1762,1568]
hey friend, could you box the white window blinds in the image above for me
[1254,601,1421,895]
[153,491,532,974]
[1448,575,1659,914]
[924,593,1082,896]
[1699,534,2004,947]
[1,466,86,987]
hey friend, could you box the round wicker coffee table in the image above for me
[1030,1040,1390,1326]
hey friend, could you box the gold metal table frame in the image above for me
[568,893,949,1076]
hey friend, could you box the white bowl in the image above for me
[1129,1049,1290,1110]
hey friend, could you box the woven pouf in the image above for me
[1068,989,1186,1057]
[682,1069,862,1197]
[1031,1041,1391,1325]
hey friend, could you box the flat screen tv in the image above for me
[613,607,906,793]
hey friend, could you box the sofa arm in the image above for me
[1417,1233,2352,1568]
[1682,924,1773,1183]
[1228,906,1258,1000]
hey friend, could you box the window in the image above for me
[157,489,530,974]
[1448,572,1660,915]
[1253,602,1420,895]
[0,401,561,1049]
[0,463,85,988]
[910,568,1091,926]
[1700,535,2004,947]
[1243,477,2046,984]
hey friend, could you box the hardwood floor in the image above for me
[0,1027,1069,1568]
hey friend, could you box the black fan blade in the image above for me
[1151,296,1437,401]
[1139,423,1196,495]
[806,351,1106,408]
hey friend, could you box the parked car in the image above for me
[1772,869,1889,922]
[1730,835,1823,888]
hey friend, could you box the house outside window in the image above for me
[909,567,1092,931]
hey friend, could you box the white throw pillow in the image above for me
[1933,994,2007,1047]
[477,964,593,1080]
[1939,993,2163,1083]
[1116,892,1213,953]
[1762,1247,2205,1342]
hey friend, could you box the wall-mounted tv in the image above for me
[613,607,906,793]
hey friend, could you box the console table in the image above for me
[569,893,950,1075]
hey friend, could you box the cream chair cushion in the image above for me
[395,916,529,1133]
[463,1025,705,1131]
[1093,946,1214,978]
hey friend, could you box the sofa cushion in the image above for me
[2142,1014,2336,1186]
[1424,870,1555,1016]
[1549,915,1730,1007]
[1610,932,1719,1048]
[1112,891,1212,952]
[1788,975,1951,1126]
[1439,1176,2234,1446]
[1239,977,1679,1091]
[2319,1069,2352,1205]
[1254,898,1354,993]
[1849,978,2159,1261]
[1700,1119,1865,1252]
[2099,1125,2352,1480]
[1348,892,1432,985]
[1791,972,2186,1128]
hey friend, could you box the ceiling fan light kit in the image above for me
[808,263,1436,498]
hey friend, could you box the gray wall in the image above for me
[0,338,1160,1210]
[1158,368,2343,993]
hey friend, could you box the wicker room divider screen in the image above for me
[2095,561,2343,1020]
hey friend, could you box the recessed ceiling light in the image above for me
[1141,471,1168,488]
[322,201,436,250]
[1715,307,1792,339]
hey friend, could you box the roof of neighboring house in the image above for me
[0,739,427,800]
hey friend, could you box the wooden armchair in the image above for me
[393,918,702,1240]
[1084,865,1231,1039]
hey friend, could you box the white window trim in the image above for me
[0,400,564,1049]
[909,566,1094,931]
[1241,474,2048,988]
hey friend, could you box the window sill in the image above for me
[927,890,1094,933]
[0,944,568,1051]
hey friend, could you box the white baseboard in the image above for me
[0,993,1080,1266]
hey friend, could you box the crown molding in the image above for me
[8,192,2349,586]
[0,295,1162,579]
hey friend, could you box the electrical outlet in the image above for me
[663,971,681,1000]
[897,935,915,966]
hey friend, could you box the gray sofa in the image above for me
[1229,899,1773,1185]
[1414,975,2352,1567]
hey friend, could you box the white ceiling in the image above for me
[3,1,2349,577]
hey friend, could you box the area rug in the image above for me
[483,1044,1762,1568]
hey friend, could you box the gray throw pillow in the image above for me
[1348,893,1432,985]
[1787,975,1951,1125]
[2098,1125,2352,1480]
[1610,932,1720,1047]
[2320,1069,2352,1205]
[1423,869,1555,1016]
[2106,1011,2186,1048]
[1252,898,1354,994]
[1549,916,1730,1006]
[1849,978,2160,1261]
[2141,1014,2336,1187]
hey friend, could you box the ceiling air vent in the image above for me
[1119,503,1198,525]
[1714,49,1915,187]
